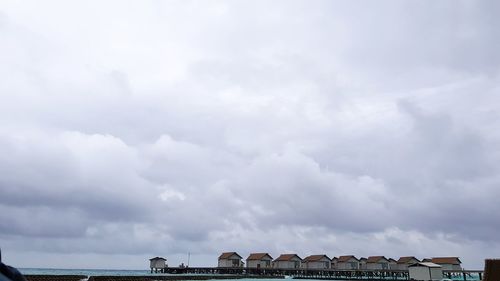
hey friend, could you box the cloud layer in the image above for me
[1,0,500,269]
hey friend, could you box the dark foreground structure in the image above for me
[483,259,500,281]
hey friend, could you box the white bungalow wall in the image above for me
[274,260,301,269]
[398,258,420,270]
[302,260,331,269]
[218,259,242,267]
[389,262,398,270]
[409,267,443,281]
[150,260,166,269]
[247,258,272,268]
[366,262,389,270]
[337,259,360,270]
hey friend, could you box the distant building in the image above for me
[430,257,462,270]
[273,254,302,269]
[388,258,398,270]
[218,252,243,267]
[337,255,360,270]
[246,253,273,269]
[397,256,421,270]
[359,257,368,269]
[366,256,390,270]
[408,262,443,281]
[302,255,331,269]
[331,257,338,269]
[149,257,167,272]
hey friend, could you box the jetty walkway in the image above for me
[161,267,483,281]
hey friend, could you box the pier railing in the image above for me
[163,267,410,280]
[161,267,483,281]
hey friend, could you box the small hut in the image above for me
[359,257,368,269]
[218,252,243,267]
[389,258,398,270]
[302,255,331,269]
[337,255,360,270]
[149,257,167,273]
[397,257,421,270]
[273,254,302,269]
[246,253,273,269]
[430,257,462,270]
[366,256,390,270]
[331,257,338,269]
[408,262,443,281]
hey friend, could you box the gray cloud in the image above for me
[1,0,500,270]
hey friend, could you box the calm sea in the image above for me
[19,268,161,276]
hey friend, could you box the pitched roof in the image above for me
[359,257,368,261]
[149,257,166,261]
[409,262,442,268]
[274,254,302,262]
[247,253,273,260]
[219,252,242,260]
[431,257,462,265]
[367,256,388,263]
[389,258,397,262]
[397,257,420,264]
[338,255,359,262]
[303,255,331,262]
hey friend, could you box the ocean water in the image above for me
[19,268,161,276]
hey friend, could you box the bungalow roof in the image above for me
[274,254,302,262]
[149,257,166,261]
[397,257,420,264]
[338,255,359,262]
[409,262,442,268]
[367,256,388,263]
[219,252,242,260]
[303,255,331,262]
[431,257,462,265]
[247,253,273,260]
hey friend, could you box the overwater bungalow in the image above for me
[397,256,420,270]
[430,257,462,270]
[331,257,338,269]
[359,257,368,269]
[388,258,398,269]
[408,262,443,280]
[149,257,167,273]
[337,255,360,270]
[273,254,302,269]
[246,253,273,269]
[366,256,390,270]
[218,252,243,267]
[302,255,331,269]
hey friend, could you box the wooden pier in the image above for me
[160,267,483,281]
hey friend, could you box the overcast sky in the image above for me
[0,0,499,270]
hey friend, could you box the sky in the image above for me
[0,0,499,270]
